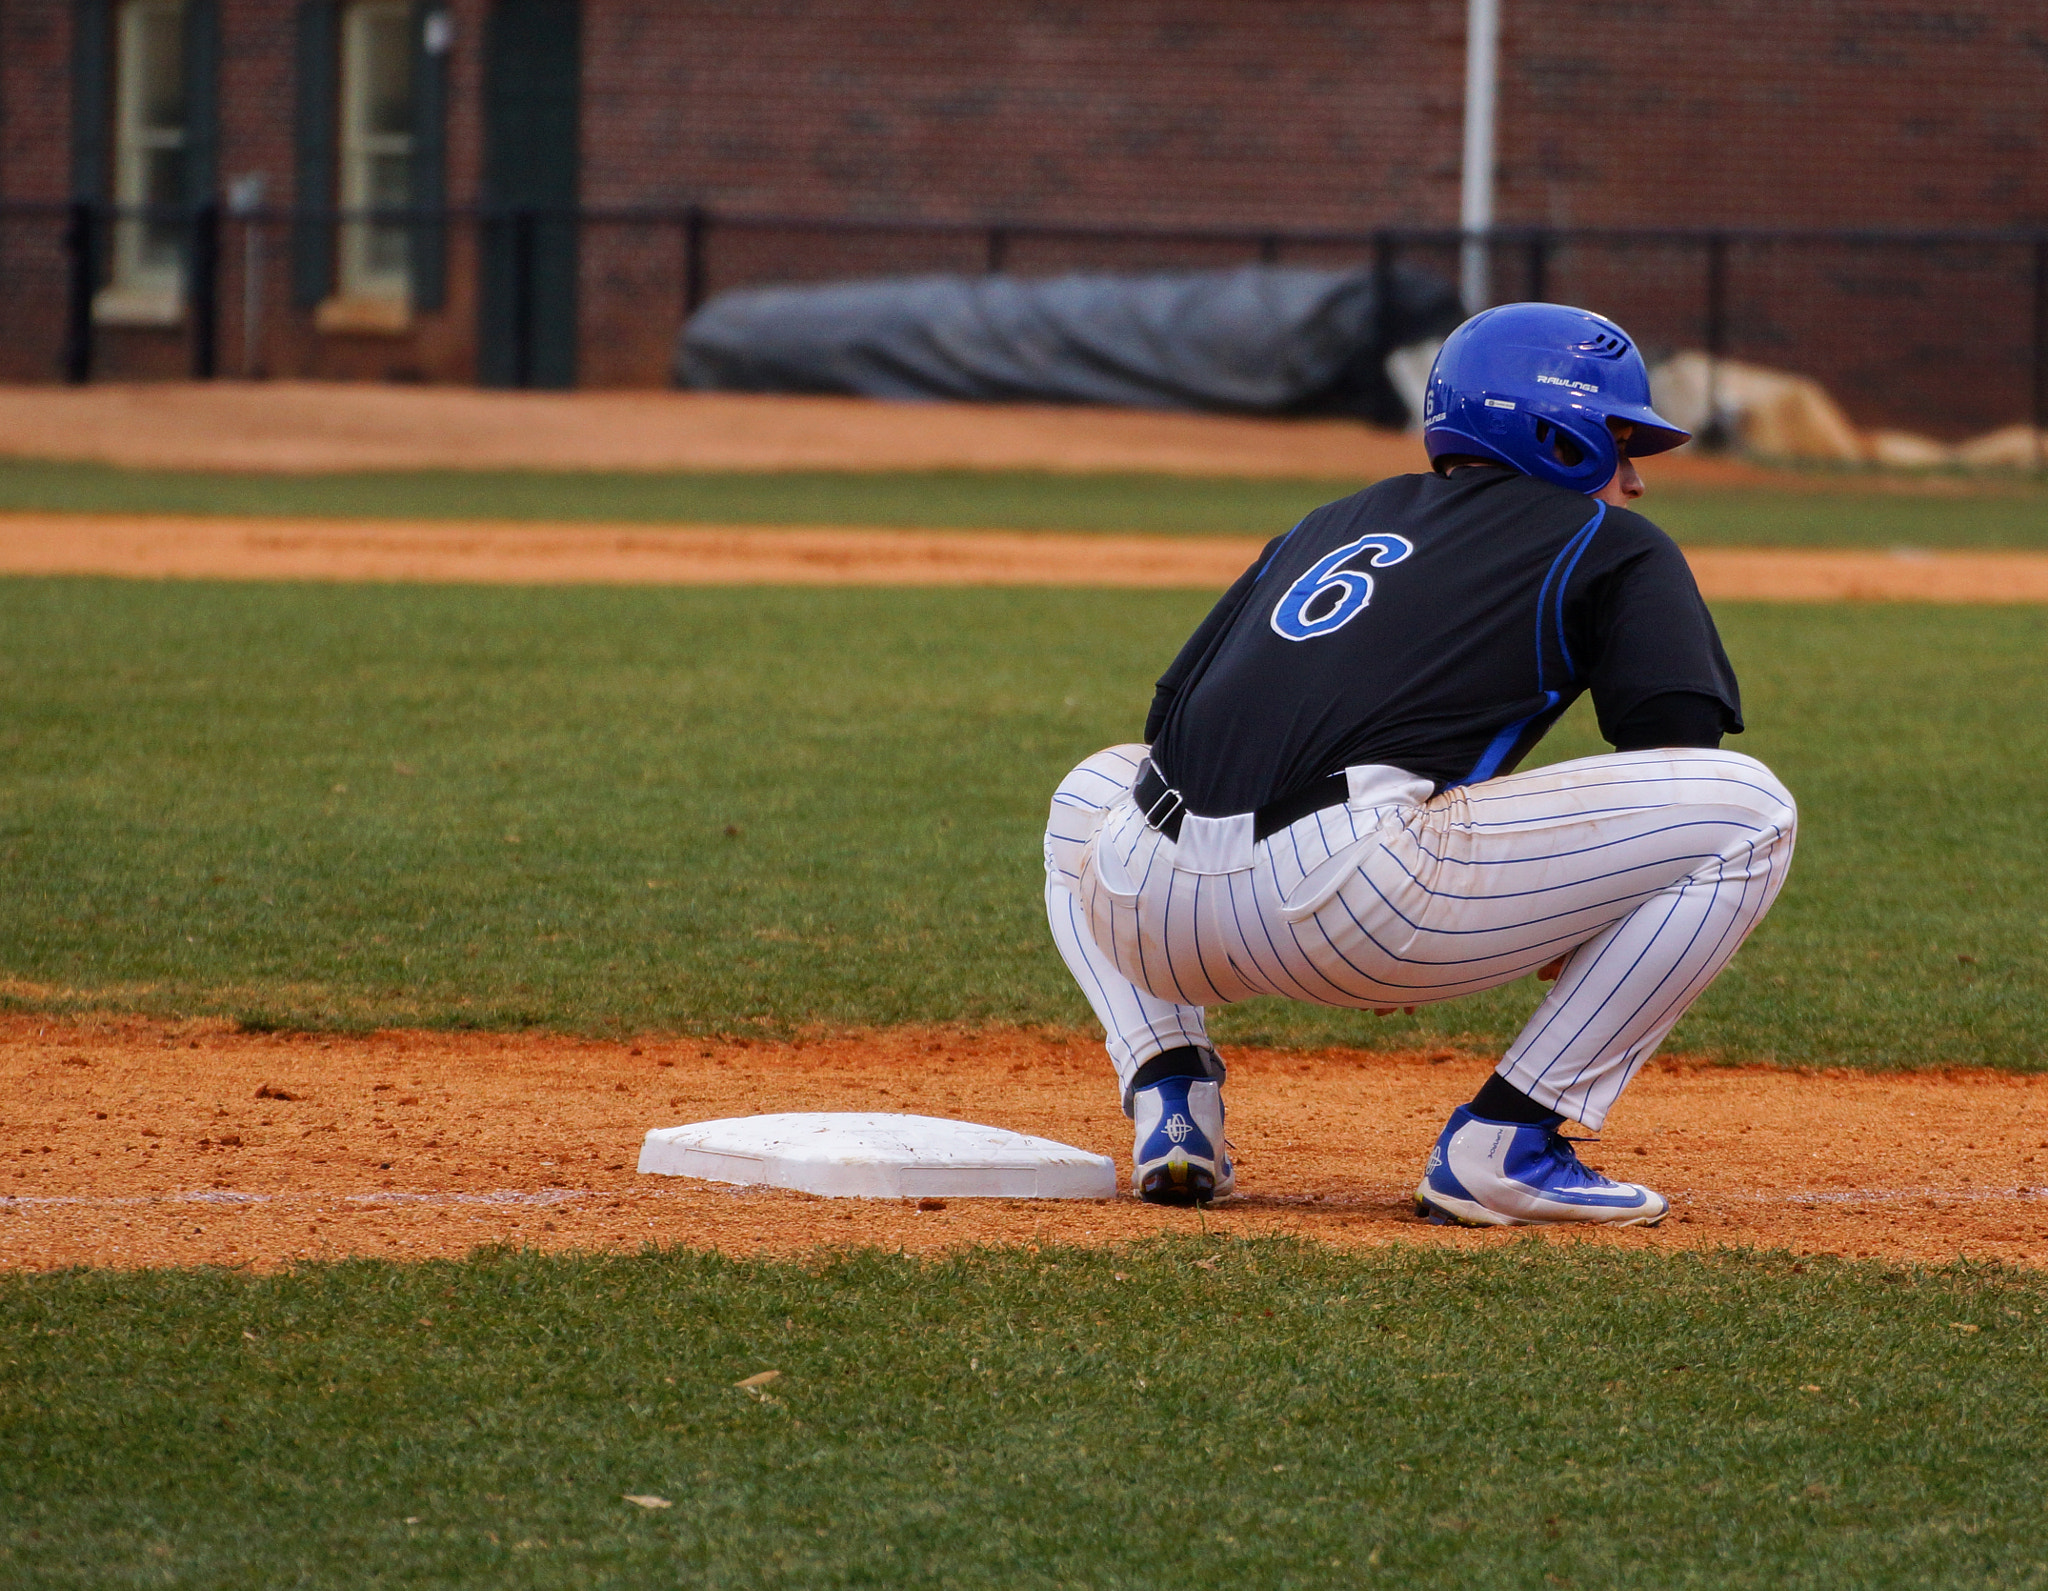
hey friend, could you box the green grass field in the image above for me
[0,580,2040,1066]
[4,456,2048,546]
[7,1239,2048,1589]
[3,462,2045,1586]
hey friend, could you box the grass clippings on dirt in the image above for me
[5,1239,2046,1590]
[3,457,2048,547]
[0,580,2041,1068]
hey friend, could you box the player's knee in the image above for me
[1756,764,1797,832]
[1724,749,1795,823]
[1681,748,1797,834]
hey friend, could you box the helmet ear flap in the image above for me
[1533,419,1584,469]
[1527,412,1615,490]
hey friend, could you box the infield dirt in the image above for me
[5,1017,2046,1273]
[0,381,2030,491]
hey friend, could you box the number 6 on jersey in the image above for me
[1268,532,1415,641]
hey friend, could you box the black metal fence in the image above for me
[5,197,2046,447]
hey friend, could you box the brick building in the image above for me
[1,1,2044,431]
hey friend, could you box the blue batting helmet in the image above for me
[1421,303,1690,494]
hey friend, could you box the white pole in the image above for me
[1460,0,1500,313]
[228,173,267,379]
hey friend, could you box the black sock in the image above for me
[1131,1045,1212,1091]
[1469,1074,1561,1127]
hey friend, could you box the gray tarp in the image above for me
[675,264,1463,427]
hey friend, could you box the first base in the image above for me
[637,1112,1117,1200]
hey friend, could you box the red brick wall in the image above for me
[0,2,73,375]
[581,1,1468,226]
[1500,3,2048,231]
[579,1,2048,230]
[2,2,70,202]
[4,0,2045,427]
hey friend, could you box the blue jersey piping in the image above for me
[1552,502,1607,678]
[1456,502,1607,788]
[1253,519,1309,583]
[1459,689,1562,787]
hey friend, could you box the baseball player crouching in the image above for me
[1043,303,1796,1225]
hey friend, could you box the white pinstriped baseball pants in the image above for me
[1044,743,1796,1130]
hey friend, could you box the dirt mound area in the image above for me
[0,382,1430,478]
[4,1017,2045,1273]
[0,381,1990,491]
[1,513,2042,600]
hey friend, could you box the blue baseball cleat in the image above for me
[1414,1104,1668,1227]
[1132,1076,1235,1206]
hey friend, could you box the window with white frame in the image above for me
[337,0,415,303]
[107,0,187,312]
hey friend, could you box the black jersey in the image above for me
[1144,468,1742,815]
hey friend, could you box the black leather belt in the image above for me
[1134,760,1352,845]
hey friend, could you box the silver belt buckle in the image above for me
[1139,760,1186,833]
